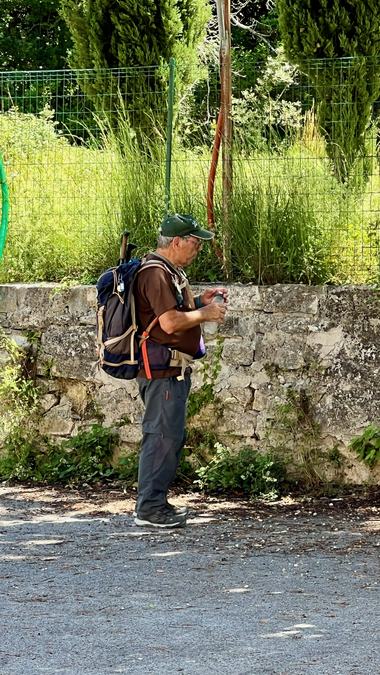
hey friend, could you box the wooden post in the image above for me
[220,0,232,279]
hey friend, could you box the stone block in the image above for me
[95,376,140,398]
[64,382,91,415]
[253,389,270,412]
[306,326,345,366]
[40,393,59,413]
[39,402,74,436]
[259,285,323,315]
[280,315,322,334]
[352,287,380,319]
[39,325,97,380]
[249,367,271,387]
[222,339,255,366]
[255,332,306,370]
[9,284,56,328]
[0,285,18,313]
[118,424,142,444]
[322,286,355,327]
[66,286,97,325]
[94,386,144,429]
[218,386,253,408]
[218,408,258,437]
[215,365,252,393]
[192,283,263,311]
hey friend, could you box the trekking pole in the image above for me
[119,230,129,265]
[125,242,137,262]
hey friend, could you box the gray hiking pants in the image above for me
[136,374,191,515]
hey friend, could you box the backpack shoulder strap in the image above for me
[137,258,187,307]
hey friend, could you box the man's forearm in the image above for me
[159,307,207,334]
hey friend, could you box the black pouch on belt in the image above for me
[140,341,172,370]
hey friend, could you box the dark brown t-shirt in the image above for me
[134,253,201,378]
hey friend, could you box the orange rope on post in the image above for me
[207,108,223,230]
[207,109,224,261]
[207,0,232,267]
[220,0,233,279]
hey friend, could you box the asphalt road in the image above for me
[0,486,379,675]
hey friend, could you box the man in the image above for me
[133,213,227,528]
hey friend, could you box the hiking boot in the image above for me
[132,502,188,518]
[167,502,188,516]
[134,506,187,529]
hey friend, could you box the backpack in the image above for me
[95,234,188,380]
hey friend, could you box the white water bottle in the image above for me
[206,292,224,334]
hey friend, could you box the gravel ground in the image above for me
[0,485,379,675]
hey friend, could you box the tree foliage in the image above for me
[277,0,380,181]
[0,0,71,70]
[60,0,210,137]
[232,0,280,92]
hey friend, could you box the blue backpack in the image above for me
[95,233,185,380]
[96,257,143,379]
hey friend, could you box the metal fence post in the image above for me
[165,58,176,214]
[0,155,9,260]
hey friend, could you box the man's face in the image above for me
[175,235,203,267]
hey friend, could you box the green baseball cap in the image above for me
[160,213,214,240]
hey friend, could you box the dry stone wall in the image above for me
[0,282,379,484]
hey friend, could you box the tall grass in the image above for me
[0,108,379,285]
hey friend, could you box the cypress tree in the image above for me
[277,0,380,181]
[60,0,210,137]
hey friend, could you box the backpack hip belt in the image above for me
[139,330,193,381]
[168,349,194,380]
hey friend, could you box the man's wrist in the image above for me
[194,295,204,309]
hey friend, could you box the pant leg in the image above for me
[136,374,191,515]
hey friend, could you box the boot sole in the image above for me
[134,516,186,528]
[132,509,187,518]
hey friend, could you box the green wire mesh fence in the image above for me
[179,55,380,285]
[0,57,380,284]
[0,66,171,282]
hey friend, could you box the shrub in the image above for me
[0,424,119,484]
[0,429,53,482]
[0,106,67,160]
[195,442,285,499]
[350,424,380,468]
[116,451,139,487]
[0,330,39,444]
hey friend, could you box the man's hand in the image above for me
[159,297,227,334]
[200,301,226,324]
[200,288,228,306]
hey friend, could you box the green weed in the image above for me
[264,387,325,487]
[0,429,53,482]
[328,445,344,468]
[116,452,139,487]
[350,424,380,468]
[195,442,284,499]
[0,424,119,484]
[0,330,39,442]
[175,427,219,485]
